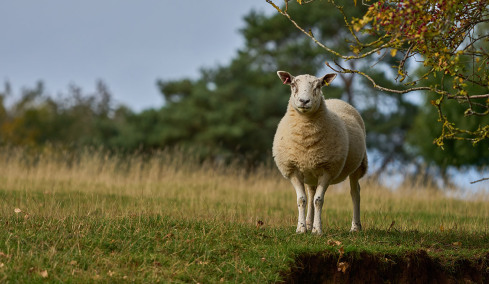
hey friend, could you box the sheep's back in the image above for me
[326,99,367,183]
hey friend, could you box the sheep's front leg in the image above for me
[349,178,362,232]
[290,174,307,233]
[312,174,330,235]
[305,184,316,231]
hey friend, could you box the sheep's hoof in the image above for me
[311,227,323,235]
[306,222,313,232]
[350,223,362,232]
[296,224,307,234]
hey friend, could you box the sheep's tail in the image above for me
[360,155,368,177]
[356,154,368,179]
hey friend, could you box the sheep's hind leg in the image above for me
[312,174,331,235]
[305,184,316,232]
[290,174,307,233]
[349,177,362,232]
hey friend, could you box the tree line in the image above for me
[1,2,487,184]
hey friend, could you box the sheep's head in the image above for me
[277,71,337,114]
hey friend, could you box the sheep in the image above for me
[272,71,368,235]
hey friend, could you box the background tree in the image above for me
[408,66,489,182]
[0,81,129,149]
[268,0,489,182]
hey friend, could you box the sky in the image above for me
[0,1,273,111]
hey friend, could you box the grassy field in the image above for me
[1,147,489,282]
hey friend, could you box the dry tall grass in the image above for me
[1,146,488,233]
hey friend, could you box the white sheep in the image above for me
[273,71,368,234]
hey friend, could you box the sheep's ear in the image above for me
[320,73,337,87]
[277,71,294,85]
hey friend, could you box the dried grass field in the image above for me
[1,147,489,282]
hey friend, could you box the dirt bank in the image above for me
[284,250,489,283]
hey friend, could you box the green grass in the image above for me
[1,148,489,282]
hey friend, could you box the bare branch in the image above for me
[449,94,489,100]
[396,43,415,82]
[325,61,431,94]
[266,0,402,61]
[470,177,489,184]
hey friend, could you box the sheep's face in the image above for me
[277,71,337,114]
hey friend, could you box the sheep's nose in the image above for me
[299,98,310,104]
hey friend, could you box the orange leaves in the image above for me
[338,246,345,258]
[0,252,12,259]
[256,220,264,229]
[27,267,49,279]
[452,241,462,247]
[40,270,49,278]
[327,239,342,246]
[337,261,350,273]
[336,246,349,274]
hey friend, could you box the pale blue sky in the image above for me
[0,1,272,111]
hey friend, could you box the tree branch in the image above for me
[449,94,489,100]
[325,61,431,94]
[470,177,489,184]
[266,0,401,61]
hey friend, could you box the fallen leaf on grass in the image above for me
[196,260,209,265]
[452,242,462,247]
[256,220,264,229]
[337,262,350,273]
[69,260,77,265]
[14,208,22,214]
[162,233,174,240]
[153,261,162,267]
[327,239,342,246]
[40,270,48,278]
[0,252,11,259]
[440,225,444,232]
[0,263,4,268]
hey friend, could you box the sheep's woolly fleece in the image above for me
[273,71,367,234]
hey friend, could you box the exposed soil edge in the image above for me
[283,250,489,284]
